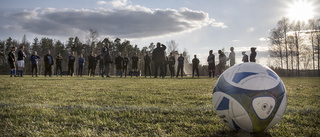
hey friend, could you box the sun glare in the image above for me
[287,0,315,22]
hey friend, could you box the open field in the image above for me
[0,76,319,136]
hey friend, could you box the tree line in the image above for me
[269,17,320,77]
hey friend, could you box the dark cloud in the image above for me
[4,7,226,38]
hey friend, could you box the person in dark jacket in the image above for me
[67,52,75,76]
[44,50,54,77]
[192,55,200,78]
[96,51,104,77]
[103,43,112,78]
[88,51,96,77]
[144,52,152,78]
[242,51,249,62]
[115,52,124,77]
[250,47,257,62]
[78,54,85,77]
[56,52,63,77]
[8,47,17,77]
[131,53,139,77]
[207,50,215,78]
[17,46,26,77]
[218,50,227,75]
[30,51,40,77]
[152,43,166,78]
[123,53,130,77]
[176,54,184,78]
[168,52,175,78]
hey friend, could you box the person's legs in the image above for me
[154,63,159,78]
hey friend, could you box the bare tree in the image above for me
[86,29,99,48]
[269,27,284,68]
[166,40,179,54]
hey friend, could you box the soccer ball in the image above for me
[212,62,287,132]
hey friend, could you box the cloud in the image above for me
[232,40,239,42]
[259,37,268,41]
[97,1,107,5]
[2,3,226,39]
[246,27,255,33]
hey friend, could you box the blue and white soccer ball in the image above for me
[212,62,287,132]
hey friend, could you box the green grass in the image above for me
[0,76,319,136]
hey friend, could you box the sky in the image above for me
[1,0,319,65]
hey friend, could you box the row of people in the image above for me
[8,44,256,78]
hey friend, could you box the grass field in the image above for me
[0,75,319,136]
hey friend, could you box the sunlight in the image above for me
[287,0,315,22]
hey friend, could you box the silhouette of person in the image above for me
[144,52,152,78]
[176,54,184,78]
[228,47,235,66]
[103,43,112,78]
[67,52,75,76]
[123,53,130,77]
[168,52,175,78]
[56,52,63,77]
[17,46,26,77]
[152,43,166,78]
[131,53,139,77]
[218,50,227,75]
[250,47,257,62]
[44,50,54,77]
[242,51,249,62]
[30,51,40,77]
[207,50,215,78]
[8,47,17,77]
[192,54,200,78]
[78,54,85,77]
[115,52,124,77]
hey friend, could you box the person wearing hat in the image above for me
[242,51,249,62]
[250,47,257,62]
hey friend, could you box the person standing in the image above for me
[144,52,152,78]
[78,54,85,77]
[168,52,175,78]
[44,50,54,77]
[250,47,257,62]
[8,47,17,77]
[56,52,63,77]
[131,53,139,77]
[242,51,249,62]
[228,47,235,66]
[218,50,227,75]
[207,50,215,78]
[30,51,40,77]
[96,51,104,77]
[152,43,166,78]
[123,53,130,77]
[192,55,200,78]
[176,54,184,78]
[92,53,97,77]
[163,55,169,77]
[67,52,75,76]
[17,46,26,77]
[88,51,96,77]
[103,43,112,78]
[115,52,124,77]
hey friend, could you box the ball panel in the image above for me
[251,96,276,120]
[213,92,253,132]
[265,93,287,131]
[234,115,253,132]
